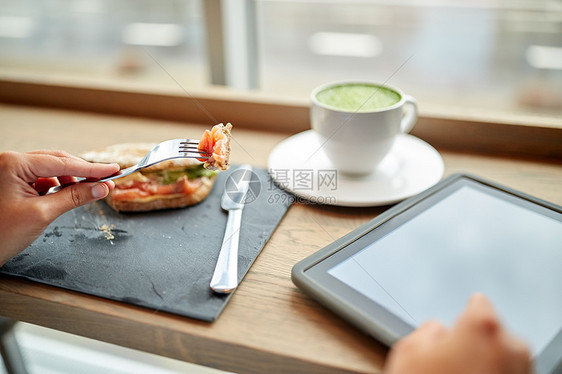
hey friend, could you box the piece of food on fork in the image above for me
[198,123,232,171]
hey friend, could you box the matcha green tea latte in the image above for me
[315,84,401,112]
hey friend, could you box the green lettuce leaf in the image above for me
[145,165,216,185]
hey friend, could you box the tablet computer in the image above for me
[292,174,562,374]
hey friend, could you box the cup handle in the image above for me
[400,95,418,134]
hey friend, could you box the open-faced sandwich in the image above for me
[82,143,216,212]
[81,123,232,212]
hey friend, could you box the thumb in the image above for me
[40,182,111,220]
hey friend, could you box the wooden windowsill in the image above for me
[1,73,561,161]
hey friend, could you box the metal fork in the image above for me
[41,139,207,195]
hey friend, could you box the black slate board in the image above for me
[1,166,291,322]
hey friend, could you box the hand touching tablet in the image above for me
[384,294,531,374]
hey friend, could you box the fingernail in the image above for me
[92,184,107,199]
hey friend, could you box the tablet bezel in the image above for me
[291,173,562,374]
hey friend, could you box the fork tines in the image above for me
[180,139,209,159]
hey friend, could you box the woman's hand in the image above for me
[384,293,531,374]
[0,150,120,266]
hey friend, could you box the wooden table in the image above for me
[1,101,561,374]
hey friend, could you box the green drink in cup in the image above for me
[315,83,402,112]
[310,81,417,175]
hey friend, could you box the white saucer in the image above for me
[267,130,444,207]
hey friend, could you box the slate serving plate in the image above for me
[1,166,292,322]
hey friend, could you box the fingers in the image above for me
[457,293,500,335]
[466,293,496,316]
[37,181,115,221]
[26,150,82,158]
[22,151,119,182]
[32,176,77,192]
[458,294,532,374]
[385,321,449,374]
[502,332,532,374]
[413,320,448,342]
[57,176,77,185]
[32,177,60,192]
[393,320,448,353]
[387,295,532,374]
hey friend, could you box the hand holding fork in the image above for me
[40,139,207,195]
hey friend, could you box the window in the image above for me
[0,0,207,87]
[257,1,562,120]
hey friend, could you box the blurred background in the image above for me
[0,0,561,120]
[0,0,560,372]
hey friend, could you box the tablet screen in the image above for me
[327,182,562,357]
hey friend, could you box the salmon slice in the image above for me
[111,176,202,201]
[112,188,150,201]
[198,123,232,171]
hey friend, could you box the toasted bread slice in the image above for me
[103,175,215,212]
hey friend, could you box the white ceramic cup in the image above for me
[310,81,417,176]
